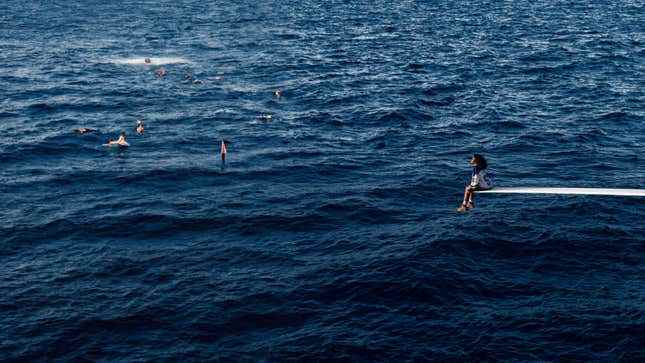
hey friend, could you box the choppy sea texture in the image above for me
[1,0,644,361]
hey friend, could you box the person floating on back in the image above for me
[136,119,144,134]
[106,131,129,147]
[457,154,492,212]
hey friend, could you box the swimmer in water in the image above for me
[74,127,96,134]
[135,120,144,134]
[220,139,228,164]
[155,67,167,77]
[145,58,152,64]
[107,131,128,147]
[184,71,203,84]
[457,154,492,212]
[274,89,283,98]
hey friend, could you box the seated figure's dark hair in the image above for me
[473,154,488,169]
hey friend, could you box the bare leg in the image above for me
[467,188,475,207]
[458,186,472,212]
[461,186,475,209]
[463,186,475,204]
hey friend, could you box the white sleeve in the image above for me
[470,173,479,187]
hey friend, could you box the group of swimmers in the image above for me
[74,119,144,148]
[144,57,205,84]
[77,56,488,212]
[74,57,207,148]
[104,120,143,147]
[143,58,167,78]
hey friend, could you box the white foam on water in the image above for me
[110,57,191,65]
[477,187,645,197]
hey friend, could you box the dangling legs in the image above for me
[458,186,475,212]
[466,187,475,209]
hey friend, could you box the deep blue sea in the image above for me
[1,0,644,361]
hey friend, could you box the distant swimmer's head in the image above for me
[274,89,282,97]
[145,58,151,64]
[136,120,144,134]
[155,67,167,77]
[74,127,95,134]
[470,154,488,169]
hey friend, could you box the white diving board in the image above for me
[477,187,645,197]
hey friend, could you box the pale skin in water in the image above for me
[108,132,128,146]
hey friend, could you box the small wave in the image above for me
[470,119,526,132]
[302,112,345,127]
[0,111,19,118]
[24,101,108,115]
[598,111,629,120]
[404,63,427,73]
[422,83,465,96]
[276,33,303,40]
[0,135,103,163]
[109,57,191,65]
[254,149,326,161]
[315,199,399,224]
[368,108,429,126]
[521,62,576,75]
[418,96,455,107]
[1,212,342,246]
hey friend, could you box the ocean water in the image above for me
[1,0,644,361]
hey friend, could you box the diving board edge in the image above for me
[477,187,645,197]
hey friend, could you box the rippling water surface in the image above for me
[2,0,644,361]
